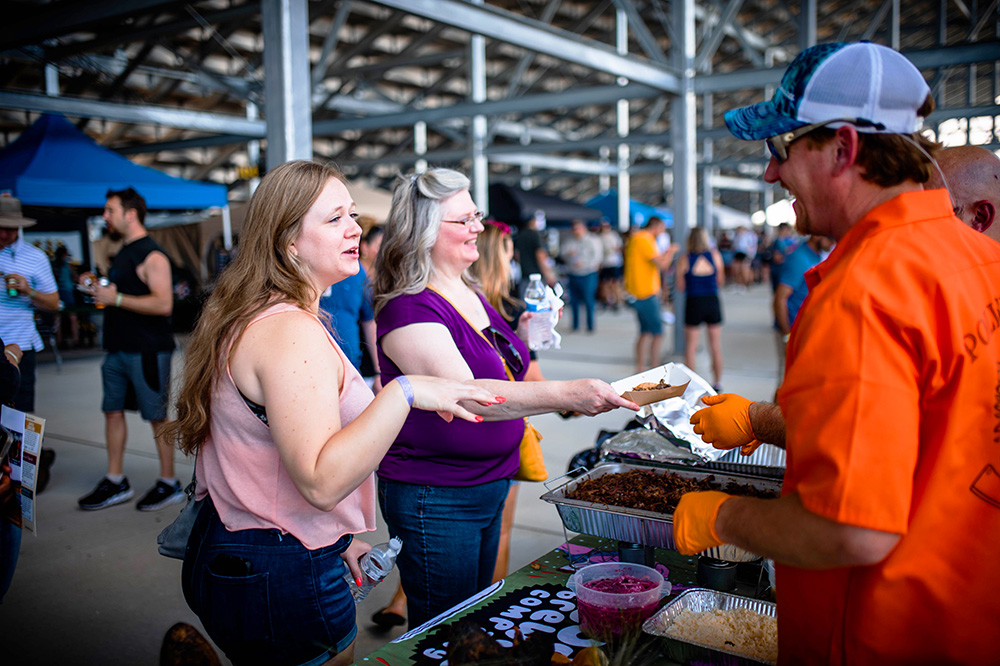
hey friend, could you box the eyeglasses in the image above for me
[484,325,524,376]
[765,118,885,163]
[441,211,486,228]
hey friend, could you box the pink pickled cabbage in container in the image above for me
[567,562,671,639]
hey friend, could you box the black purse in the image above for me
[156,462,203,560]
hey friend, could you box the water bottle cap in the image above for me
[528,273,541,281]
[388,537,403,555]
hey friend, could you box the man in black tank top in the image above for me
[77,188,183,512]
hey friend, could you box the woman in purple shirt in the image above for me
[371,168,638,626]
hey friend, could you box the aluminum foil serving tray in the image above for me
[643,588,777,665]
[540,462,782,562]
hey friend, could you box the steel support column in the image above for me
[470,0,489,212]
[702,72,715,238]
[262,0,313,168]
[617,8,631,234]
[891,0,900,50]
[414,121,428,174]
[247,102,261,199]
[672,0,697,356]
[800,0,817,49]
[45,65,59,96]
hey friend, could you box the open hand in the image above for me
[405,375,505,423]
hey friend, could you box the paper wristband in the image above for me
[396,375,414,407]
[115,293,124,307]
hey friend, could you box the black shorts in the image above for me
[685,294,723,327]
[599,266,623,280]
[733,251,748,262]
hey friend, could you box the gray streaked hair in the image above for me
[372,167,473,315]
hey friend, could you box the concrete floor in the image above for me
[3,283,781,665]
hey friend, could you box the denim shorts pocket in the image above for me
[202,568,274,659]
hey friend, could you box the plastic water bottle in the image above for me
[344,537,403,603]
[524,273,553,351]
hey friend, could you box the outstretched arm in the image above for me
[231,312,498,511]
[381,322,638,419]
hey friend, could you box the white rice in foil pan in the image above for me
[644,588,778,665]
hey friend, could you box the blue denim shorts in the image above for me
[182,497,356,666]
[631,295,663,334]
[378,477,510,628]
[101,350,172,421]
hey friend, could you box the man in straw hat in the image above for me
[0,194,59,413]
[671,42,1000,664]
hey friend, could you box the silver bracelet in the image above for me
[396,376,414,407]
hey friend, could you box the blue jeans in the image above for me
[0,520,21,603]
[568,272,598,331]
[182,498,356,666]
[378,477,510,627]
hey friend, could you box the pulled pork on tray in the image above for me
[565,469,777,514]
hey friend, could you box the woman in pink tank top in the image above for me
[162,161,498,666]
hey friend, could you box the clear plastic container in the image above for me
[344,537,402,603]
[567,562,671,639]
[523,273,553,350]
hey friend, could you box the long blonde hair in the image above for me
[471,223,519,320]
[165,160,346,455]
[687,227,711,254]
[372,168,472,315]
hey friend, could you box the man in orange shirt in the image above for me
[674,42,1000,665]
[623,216,674,372]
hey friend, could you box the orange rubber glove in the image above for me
[673,490,732,555]
[689,393,762,456]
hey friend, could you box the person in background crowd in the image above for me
[596,220,625,310]
[77,187,179,512]
[731,225,757,290]
[559,219,603,333]
[927,145,1000,244]
[372,168,638,628]
[767,223,799,292]
[0,196,59,414]
[512,210,556,292]
[167,160,497,666]
[676,41,1000,664]
[623,216,675,372]
[359,225,383,276]
[318,262,381,393]
[675,228,725,391]
[52,246,80,348]
[357,225,385,387]
[772,235,834,383]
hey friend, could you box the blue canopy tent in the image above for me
[0,114,230,324]
[0,113,227,209]
[586,190,673,228]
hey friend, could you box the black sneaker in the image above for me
[136,480,185,512]
[78,477,133,510]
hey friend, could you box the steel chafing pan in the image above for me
[540,462,782,563]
